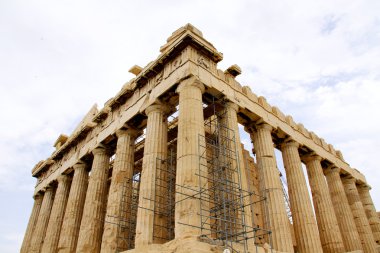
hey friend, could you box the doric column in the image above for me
[41,174,71,253]
[342,176,377,253]
[358,184,380,244]
[29,185,55,253]
[175,77,206,238]
[304,154,344,253]
[325,167,363,252]
[135,104,168,247]
[101,128,138,252]
[281,140,323,253]
[76,146,111,253]
[20,193,43,253]
[248,123,294,252]
[57,162,88,253]
[221,102,254,241]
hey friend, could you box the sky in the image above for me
[1,0,380,252]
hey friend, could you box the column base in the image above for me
[122,236,283,253]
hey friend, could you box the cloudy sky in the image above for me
[1,0,379,252]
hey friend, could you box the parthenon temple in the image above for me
[21,24,380,253]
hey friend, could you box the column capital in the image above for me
[57,174,71,184]
[281,139,299,149]
[303,152,322,163]
[256,122,273,132]
[92,145,111,156]
[244,120,272,133]
[33,192,43,200]
[176,76,205,94]
[225,101,239,112]
[358,183,371,191]
[116,127,140,138]
[324,165,341,176]
[43,185,54,192]
[73,162,87,171]
[342,175,357,185]
[244,125,254,134]
[145,103,171,116]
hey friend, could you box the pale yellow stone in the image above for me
[249,123,294,252]
[135,104,169,247]
[29,186,55,253]
[325,167,363,252]
[57,163,88,253]
[358,184,380,244]
[76,146,111,253]
[342,176,377,253]
[41,174,71,253]
[101,128,139,252]
[221,102,254,249]
[304,154,345,253]
[281,140,323,253]
[20,193,43,253]
[175,77,206,239]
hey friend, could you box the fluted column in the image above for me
[76,146,111,253]
[57,163,88,253]
[281,140,323,253]
[325,167,363,252]
[222,102,254,242]
[101,128,138,252]
[29,186,55,253]
[135,104,168,247]
[358,184,380,244]
[304,154,345,253]
[342,176,377,253]
[248,123,293,252]
[20,193,43,253]
[175,77,206,238]
[41,174,71,253]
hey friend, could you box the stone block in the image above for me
[320,138,329,150]
[336,150,344,160]
[258,96,272,112]
[273,107,286,122]
[285,115,297,130]
[328,144,337,156]
[242,86,258,103]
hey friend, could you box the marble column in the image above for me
[304,154,345,253]
[20,193,43,253]
[358,184,380,244]
[29,186,55,253]
[76,146,111,253]
[221,102,253,241]
[249,123,294,252]
[342,176,377,253]
[57,163,88,253]
[41,174,71,253]
[325,167,363,252]
[175,77,206,238]
[135,104,168,247]
[101,128,138,252]
[281,140,323,253]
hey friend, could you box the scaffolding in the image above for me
[152,144,177,243]
[107,101,274,252]
[145,109,179,244]
[104,171,141,252]
[280,174,293,223]
[175,101,273,253]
